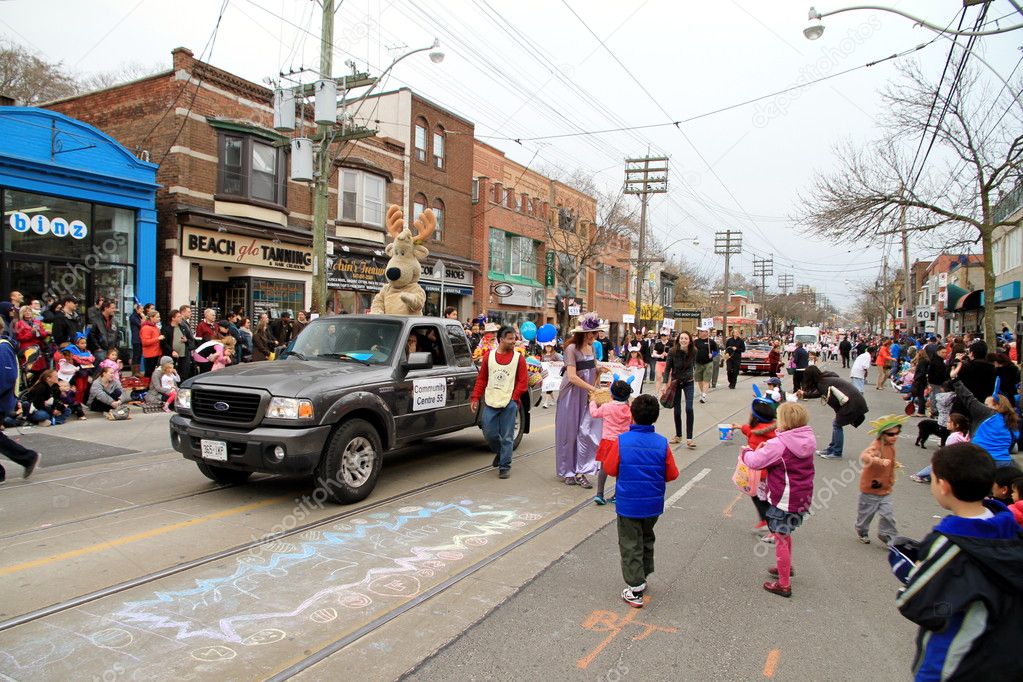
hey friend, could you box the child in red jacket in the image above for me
[1010,477,1023,526]
[732,398,778,534]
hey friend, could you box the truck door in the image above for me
[445,323,478,427]
[393,323,460,438]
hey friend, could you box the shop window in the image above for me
[446,324,474,367]
[431,199,444,241]
[414,117,428,162]
[93,204,135,265]
[3,189,92,260]
[340,169,386,227]
[217,133,286,208]
[433,125,445,169]
[251,278,305,318]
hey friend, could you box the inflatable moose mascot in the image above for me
[370,204,436,316]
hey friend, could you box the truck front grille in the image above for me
[192,389,262,425]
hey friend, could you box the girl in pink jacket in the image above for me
[740,402,816,598]
[590,379,635,505]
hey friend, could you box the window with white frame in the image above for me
[433,125,445,169]
[414,118,428,162]
[339,169,386,227]
[413,193,427,224]
[431,198,444,241]
[471,178,479,204]
[1003,227,1022,272]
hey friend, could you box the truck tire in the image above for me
[316,418,383,504]
[512,407,524,450]
[195,462,253,485]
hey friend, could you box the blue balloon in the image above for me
[536,323,557,344]
[520,321,537,341]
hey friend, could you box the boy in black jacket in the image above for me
[895,443,1023,682]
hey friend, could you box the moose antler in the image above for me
[413,208,436,243]
[385,204,404,239]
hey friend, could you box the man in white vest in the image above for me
[470,325,528,479]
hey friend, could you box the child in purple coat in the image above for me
[741,402,816,597]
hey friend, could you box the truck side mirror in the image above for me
[404,351,434,371]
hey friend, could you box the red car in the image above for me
[740,343,773,375]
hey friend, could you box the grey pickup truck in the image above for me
[169,315,539,503]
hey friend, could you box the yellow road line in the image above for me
[0,496,288,576]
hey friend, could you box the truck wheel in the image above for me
[316,419,383,504]
[512,407,524,450]
[195,462,252,484]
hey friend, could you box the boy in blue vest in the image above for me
[602,394,680,607]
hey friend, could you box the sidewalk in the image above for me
[2,409,173,469]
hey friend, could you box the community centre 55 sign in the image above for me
[8,212,88,239]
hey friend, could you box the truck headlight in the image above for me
[176,388,191,411]
[268,397,314,420]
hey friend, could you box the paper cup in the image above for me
[718,424,733,441]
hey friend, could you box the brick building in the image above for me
[47,47,406,318]
[348,89,477,318]
[471,140,630,338]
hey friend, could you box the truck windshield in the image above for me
[795,335,817,344]
[291,318,402,365]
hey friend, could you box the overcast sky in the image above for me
[4,0,1021,310]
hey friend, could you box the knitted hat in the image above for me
[766,377,782,386]
[610,379,633,402]
[869,414,907,437]
[160,355,174,367]
[751,400,776,423]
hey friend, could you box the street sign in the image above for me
[622,314,635,324]
[568,305,581,316]
[545,251,555,287]
[661,318,675,330]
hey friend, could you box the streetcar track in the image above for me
[0,442,558,633]
[0,482,239,541]
[268,404,750,680]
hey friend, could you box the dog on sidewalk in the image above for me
[914,419,948,448]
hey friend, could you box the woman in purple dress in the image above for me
[555,313,607,488]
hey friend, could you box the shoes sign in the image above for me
[8,211,88,239]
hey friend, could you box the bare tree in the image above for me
[547,171,638,335]
[0,41,78,103]
[796,62,1023,341]
[850,267,903,334]
[78,61,164,93]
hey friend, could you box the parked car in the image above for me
[740,343,773,375]
[169,315,540,503]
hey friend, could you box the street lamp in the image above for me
[805,5,1023,40]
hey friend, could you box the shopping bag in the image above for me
[732,454,763,496]
[659,379,678,409]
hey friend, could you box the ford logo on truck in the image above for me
[213,401,230,412]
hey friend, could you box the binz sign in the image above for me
[181,226,312,272]
[8,212,88,239]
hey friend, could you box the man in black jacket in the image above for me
[724,330,746,389]
[955,341,996,410]
[839,336,852,368]
[791,341,809,393]
[87,300,119,362]
[51,297,82,349]
[926,346,949,417]
[798,365,868,459]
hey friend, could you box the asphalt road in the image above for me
[410,379,966,682]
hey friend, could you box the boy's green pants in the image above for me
[618,515,658,588]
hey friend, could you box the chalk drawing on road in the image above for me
[0,499,552,680]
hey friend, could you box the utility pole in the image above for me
[778,273,794,296]
[624,154,668,330]
[714,230,742,335]
[753,255,773,334]
[311,0,335,315]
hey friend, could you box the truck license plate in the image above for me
[201,439,228,462]
[745,365,756,371]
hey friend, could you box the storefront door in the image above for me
[200,281,228,319]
